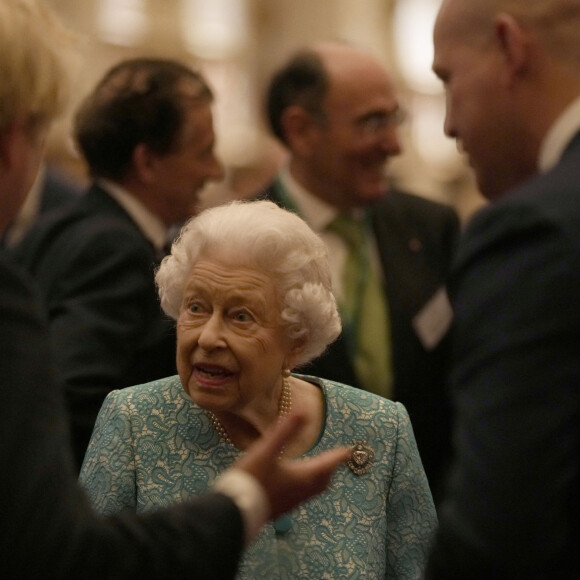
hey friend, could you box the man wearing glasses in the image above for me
[257,41,460,506]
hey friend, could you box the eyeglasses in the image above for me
[356,106,408,137]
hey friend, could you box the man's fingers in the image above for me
[315,446,352,470]
[238,413,306,471]
[298,446,351,481]
[269,446,352,518]
[256,413,306,459]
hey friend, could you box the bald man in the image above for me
[427,0,580,577]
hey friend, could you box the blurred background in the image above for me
[45,0,485,222]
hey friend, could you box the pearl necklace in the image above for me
[208,377,292,453]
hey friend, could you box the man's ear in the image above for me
[132,142,158,183]
[280,105,320,156]
[494,13,531,82]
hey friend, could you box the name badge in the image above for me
[412,286,453,350]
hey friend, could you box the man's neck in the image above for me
[288,159,357,211]
[97,178,169,252]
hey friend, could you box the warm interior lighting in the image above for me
[411,96,458,170]
[96,0,148,46]
[180,0,249,59]
[393,0,442,94]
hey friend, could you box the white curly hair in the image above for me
[155,200,341,367]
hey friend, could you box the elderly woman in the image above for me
[80,200,437,578]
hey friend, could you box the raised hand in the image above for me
[234,413,351,520]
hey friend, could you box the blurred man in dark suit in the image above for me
[426,0,580,577]
[14,57,225,468]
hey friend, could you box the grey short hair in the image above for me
[156,200,341,367]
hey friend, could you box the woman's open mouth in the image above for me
[193,363,235,387]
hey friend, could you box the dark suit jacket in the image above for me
[0,167,82,249]
[258,182,460,503]
[426,132,580,578]
[12,184,177,468]
[40,167,83,213]
[0,252,243,579]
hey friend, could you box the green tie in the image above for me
[328,213,393,399]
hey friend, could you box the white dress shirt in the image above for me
[538,95,580,173]
[97,178,169,254]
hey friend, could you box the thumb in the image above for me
[235,413,306,476]
[252,413,306,460]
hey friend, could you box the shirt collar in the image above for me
[97,178,169,252]
[538,95,580,173]
[278,166,365,231]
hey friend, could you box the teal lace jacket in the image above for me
[80,375,437,579]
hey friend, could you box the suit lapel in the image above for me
[88,184,159,260]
